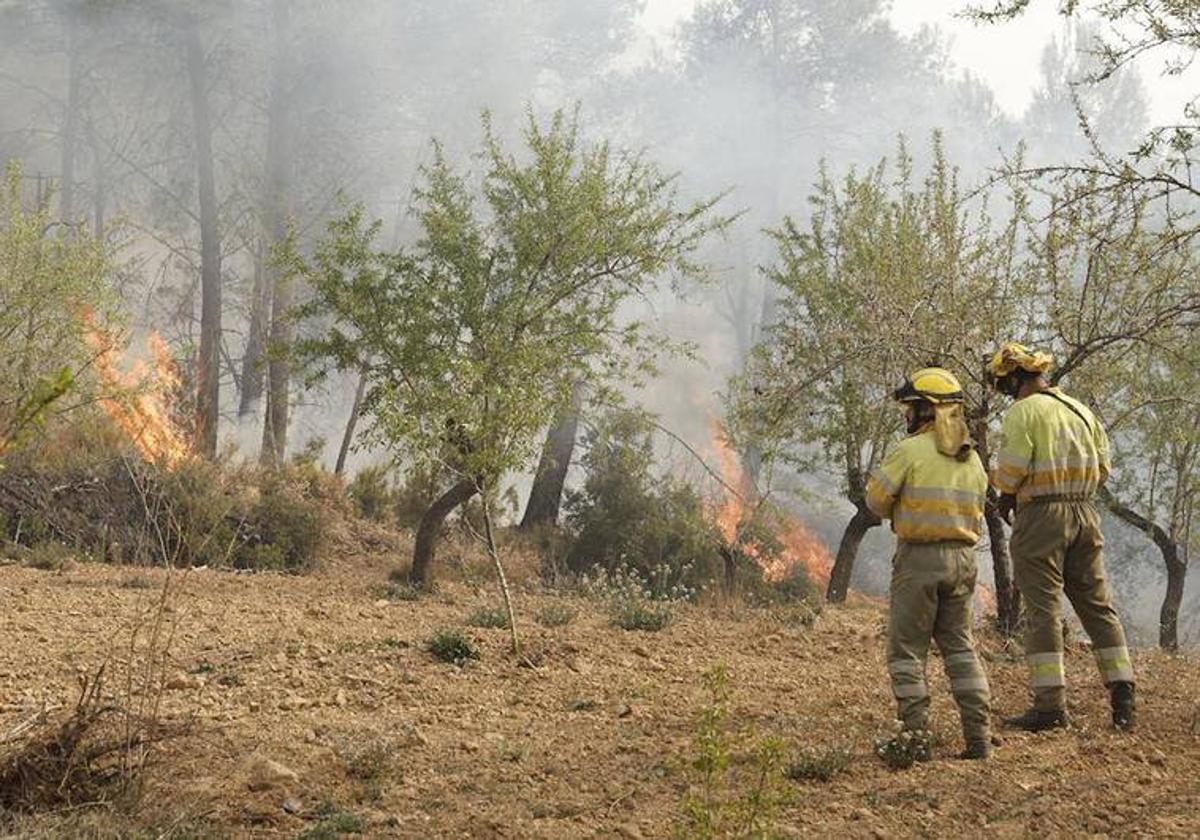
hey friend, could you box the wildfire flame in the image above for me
[708,421,833,586]
[83,311,190,468]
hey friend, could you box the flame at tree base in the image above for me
[83,312,190,468]
[708,421,833,588]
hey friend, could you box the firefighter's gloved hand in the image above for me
[998,493,1017,525]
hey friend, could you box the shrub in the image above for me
[564,412,722,593]
[465,606,510,629]
[426,629,479,665]
[534,602,577,627]
[679,665,788,837]
[786,746,853,782]
[347,464,395,522]
[236,473,325,572]
[345,739,397,782]
[583,563,692,632]
[378,580,424,602]
[0,443,328,572]
[23,541,72,572]
[874,729,934,770]
[0,162,120,456]
[300,803,366,839]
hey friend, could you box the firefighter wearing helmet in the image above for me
[866,366,993,760]
[988,342,1135,731]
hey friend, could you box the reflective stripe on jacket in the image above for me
[866,428,988,544]
[993,388,1111,502]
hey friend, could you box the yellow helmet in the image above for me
[987,342,1054,378]
[893,367,964,405]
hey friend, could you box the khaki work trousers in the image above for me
[1011,499,1134,712]
[887,541,991,744]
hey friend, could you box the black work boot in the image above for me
[1110,681,1136,731]
[1003,708,1068,732]
[958,740,991,760]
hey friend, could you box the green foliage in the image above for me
[785,746,853,783]
[874,729,934,770]
[378,577,426,602]
[565,411,722,590]
[679,665,788,838]
[0,436,327,571]
[23,541,72,572]
[727,135,1030,501]
[299,803,366,839]
[0,162,120,455]
[296,108,729,507]
[346,464,394,522]
[237,473,326,572]
[465,605,510,629]
[583,564,695,632]
[426,629,480,665]
[533,601,577,627]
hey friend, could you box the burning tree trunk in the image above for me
[184,13,222,459]
[259,0,293,466]
[825,501,880,603]
[409,478,477,586]
[1101,487,1187,650]
[519,382,584,530]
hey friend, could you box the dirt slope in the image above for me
[0,548,1197,839]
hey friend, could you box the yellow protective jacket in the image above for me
[993,388,1110,502]
[866,428,988,544]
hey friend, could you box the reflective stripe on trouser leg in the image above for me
[889,657,930,730]
[944,651,990,694]
[942,648,991,743]
[1094,646,1134,684]
[1027,651,1065,687]
[889,658,929,698]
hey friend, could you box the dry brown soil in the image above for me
[1,537,1198,839]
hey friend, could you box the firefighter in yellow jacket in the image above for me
[988,342,1135,731]
[866,367,992,760]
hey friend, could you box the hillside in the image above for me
[0,542,1198,839]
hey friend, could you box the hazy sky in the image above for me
[637,0,1196,126]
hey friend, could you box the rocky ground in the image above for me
[0,535,1198,839]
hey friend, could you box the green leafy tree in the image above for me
[1094,335,1200,650]
[1028,187,1200,649]
[729,137,1030,620]
[297,110,729,622]
[970,0,1200,242]
[0,162,119,455]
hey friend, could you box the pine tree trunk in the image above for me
[259,0,293,466]
[410,478,477,586]
[334,375,366,476]
[60,14,80,226]
[238,242,269,417]
[519,383,583,530]
[185,13,221,459]
[825,502,880,603]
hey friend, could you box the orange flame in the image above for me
[708,421,833,586]
[83,312,190,468]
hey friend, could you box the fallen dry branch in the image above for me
[0,667,184,813]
